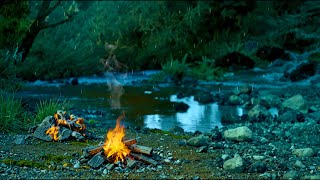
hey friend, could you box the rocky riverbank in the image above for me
[1,83,320,179]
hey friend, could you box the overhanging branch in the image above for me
[41,0,62,19]
[43,16,73,29]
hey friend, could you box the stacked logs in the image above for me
[82,138,158,169]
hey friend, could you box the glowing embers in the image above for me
[103,113,130,163]
[82,114,158,169]
[33,110,88,142]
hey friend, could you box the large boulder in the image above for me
[256,46,287,62]
[282,94,309,114]
[215,52,255,70]
[260,94,282,108]
[248,104,271,122]
[284,62,317,81]
[223,126,253,142]
[283,32,316,53]
[276,110,298,123]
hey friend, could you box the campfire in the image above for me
[33,110,88,142]
[82,113,158,169]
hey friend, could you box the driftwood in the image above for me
[129,144,153,156]
[130,153,158,166]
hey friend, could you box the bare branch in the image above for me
[41,0,62,19]
[43,16,73,29]
[36,1,51,19]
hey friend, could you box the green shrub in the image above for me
[34,99,73,123]
[0,90,27,132]
[162,53,190,77]
[190,56,225,81]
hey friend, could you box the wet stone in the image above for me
[71,131,85,141]
[88,152,106,168]
[248,162,267,173]
[105,163,115,171]
[58,127,72,141]
[196,146,208,153]
[33,124,52,141]
[126,158,137,169]
[14,135,26,145]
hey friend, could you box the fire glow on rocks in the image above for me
[33,110,88,142]
[103,113,130,163]
[82,114,159,170]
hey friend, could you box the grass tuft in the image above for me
[0,90,27,133]
[34,99,73,123]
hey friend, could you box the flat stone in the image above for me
[294,160,305,168]
[283,170,299,180]
[106,163,115,171]
[196,146,208,153]
[223,126,253,142]
[292,148,314,157]
[126,157,137,169]
[88,152,106,168]
[187,135,209,147]
[71,131,85,141]
[58,127,72,141]
[33,124,52,141]
[14,135,26,145]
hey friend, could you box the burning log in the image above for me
[124,139,137,146]
[129,144,153,156]
[82,145,103,157]
[130,153,158,166]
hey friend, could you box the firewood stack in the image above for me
[82,138,160,169]
[32,110,88,142]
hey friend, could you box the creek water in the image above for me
[17,52,319,132]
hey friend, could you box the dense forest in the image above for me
[1,0,319,84]
[1,1,320,179]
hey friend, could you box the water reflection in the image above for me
[144,95,222,133]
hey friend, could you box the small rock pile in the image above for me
[32,110,87,142]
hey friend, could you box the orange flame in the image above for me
[46,125,59,141]
[103,113,130,163]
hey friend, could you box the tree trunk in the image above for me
[18,22,42,62]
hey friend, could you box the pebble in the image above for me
[73,161,80,169]
[173,160,181,165]
[294,160,305,169]
[102,169,109,175]
[253,155,265,160]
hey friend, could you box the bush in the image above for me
[162,53,190,78]
[0,90,27,132]
[34,99,73,123]
[190,56,225,81]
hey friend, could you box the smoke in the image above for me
[101,42,128,110]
